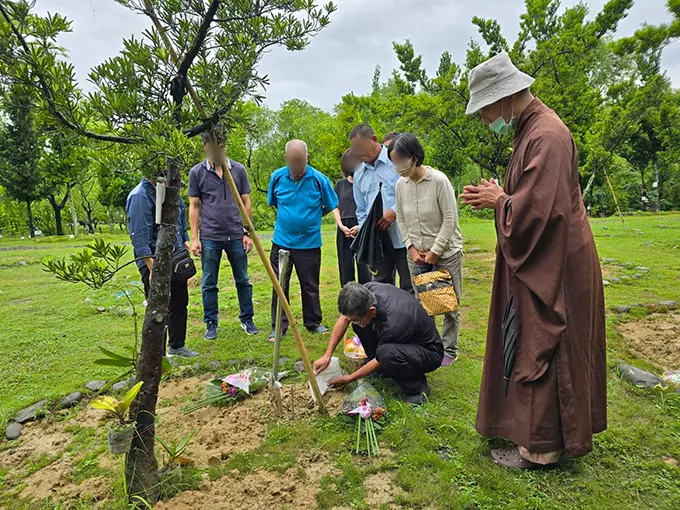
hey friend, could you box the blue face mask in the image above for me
[489,98,516,136]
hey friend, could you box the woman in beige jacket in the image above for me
[391,133,463,365]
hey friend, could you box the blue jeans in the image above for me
[201,238,254,323]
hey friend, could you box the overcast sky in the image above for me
[34,0,680,112]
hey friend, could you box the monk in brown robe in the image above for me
[460,52,607,468]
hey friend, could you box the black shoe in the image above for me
[205,321,218,340]
[402,383,430,406]
[241,319,259,335]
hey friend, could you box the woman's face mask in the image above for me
[395,158,416,178]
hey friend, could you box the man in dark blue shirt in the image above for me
[188,132,258,340]
[126,174,199,358]
[267,139,340,340]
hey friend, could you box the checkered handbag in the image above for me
[413,269,459,316]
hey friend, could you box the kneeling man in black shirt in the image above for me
[313,282,444,405]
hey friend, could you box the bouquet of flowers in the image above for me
[182,368,271,413]
[341,382,387,457]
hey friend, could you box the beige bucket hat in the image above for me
[465,52,535,115]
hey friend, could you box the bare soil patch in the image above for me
[0,421,70,469]
[156,458,337,510]
[363,472,402,508]
[619,313,680,369]
[1,378,346,507]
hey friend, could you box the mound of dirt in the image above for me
[619,313,680,369]
[156,459,337,510]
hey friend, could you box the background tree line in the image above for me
[2,0,680,238]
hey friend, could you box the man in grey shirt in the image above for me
[188,132,258,340]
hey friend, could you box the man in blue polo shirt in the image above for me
[188,132,258,340]
[267,139,340,340]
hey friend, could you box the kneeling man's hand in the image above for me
[313,355,331,375]
[328,375,352,387]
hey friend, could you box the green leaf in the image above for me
[98,346,133,362]
[117,381,143,415]
[93,358,132,367]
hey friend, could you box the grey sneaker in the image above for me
[309,324,330,334]
[167,346,200,358]
[204,321,218,340]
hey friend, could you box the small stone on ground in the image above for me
[96,306,106,313]
[293,360,305,373]
[59,391,82,409]
[4,422,22,440]
[603,280,611,286]
[620,363,662,389]
[111,381,127,392]
[610,277,621,283]
[659,300,676,308]
[469,247,482,253]
[614,305,630,313]
[14,399,48,424]
[85,380,107,392]
[209,360,222,371]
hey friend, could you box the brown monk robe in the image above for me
[475,98,607,459]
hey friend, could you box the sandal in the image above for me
[491,446,540,469]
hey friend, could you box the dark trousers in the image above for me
[270,243,323,332]
[200,238,254,323]
[353,324,443,396]
[372,247,413,294]
[337,219,370,287]
[140,265,188,350]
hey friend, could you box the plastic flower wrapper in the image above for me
[224,367,271,394]
[341,382,387,457]
[182,368,272,413]
[663,370,680,386]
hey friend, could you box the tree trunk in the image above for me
[85,209,95,234]
[26,200,34,238]
[68,191,79,236]
[107,206,115,234]
[48,195,65,236]
[125,159,181,504]
[653,162,660,213]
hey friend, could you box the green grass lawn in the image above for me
[0,214,679,509]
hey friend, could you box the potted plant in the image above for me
[91,381,144,455]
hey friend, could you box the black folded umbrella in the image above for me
[502,292,518,397]
[351,183,393,275]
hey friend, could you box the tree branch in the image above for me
[177,0,220,78]
[0,2,139,145]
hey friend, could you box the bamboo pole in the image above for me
[143,1,327,413]
[604,169,626,231]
